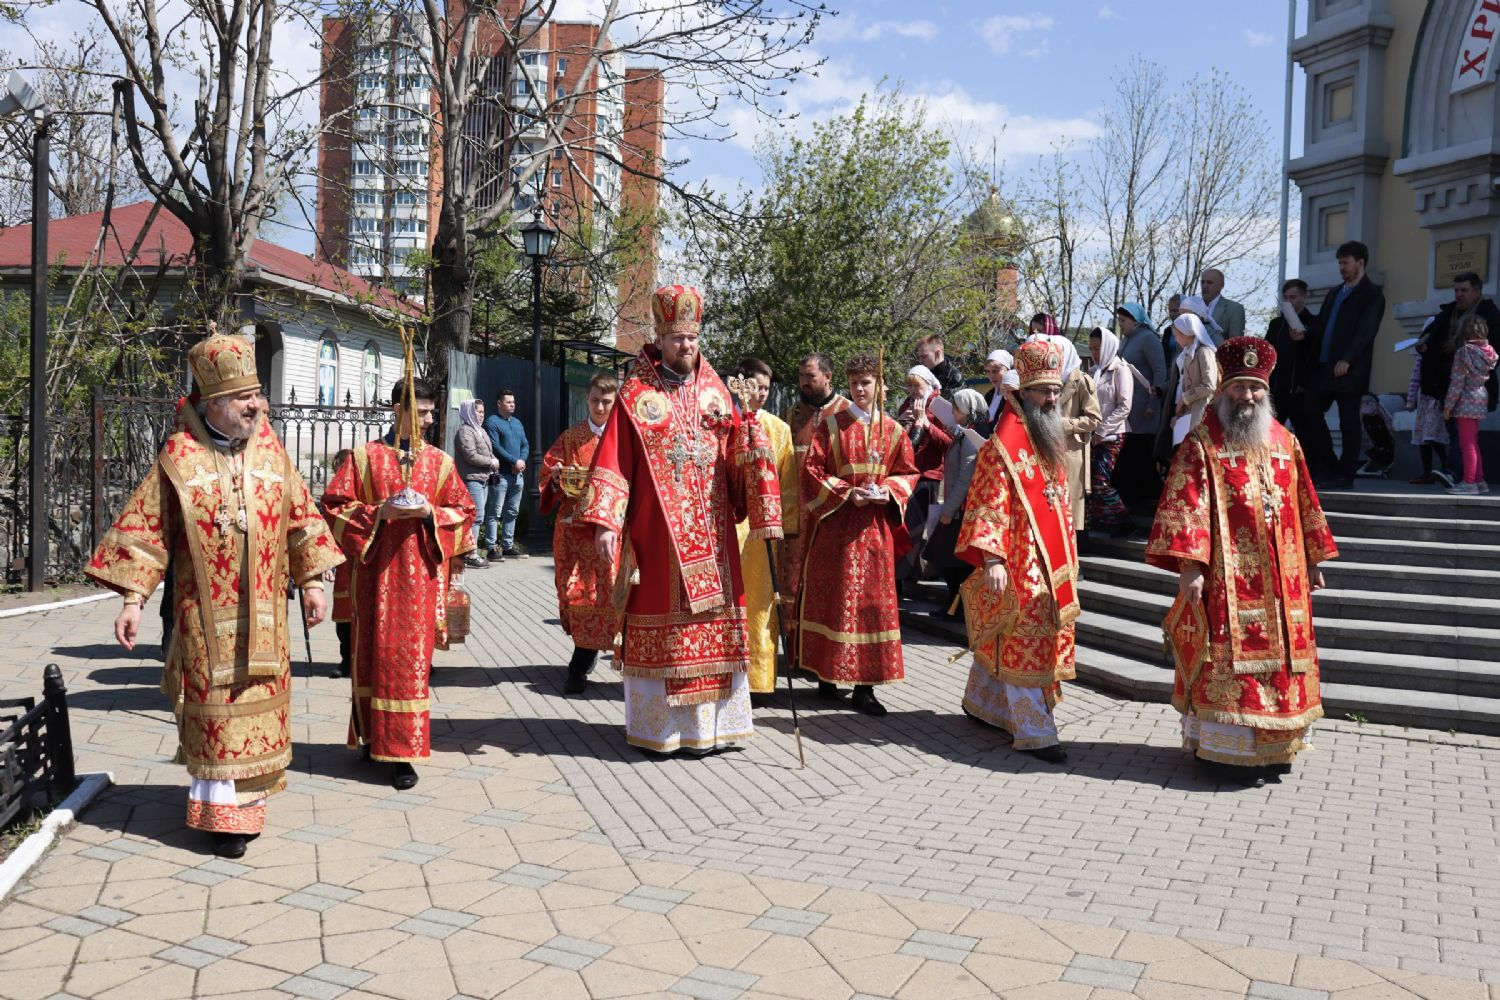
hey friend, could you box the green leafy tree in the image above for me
[690,89,1002,388]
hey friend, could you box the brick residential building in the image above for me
[317,7,664,351]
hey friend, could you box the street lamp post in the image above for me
[1,72,48,591]
[519,206,557,542]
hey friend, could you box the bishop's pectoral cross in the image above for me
[1041,480,1065,508]
[666,433,712,484]
[213,506,237,537]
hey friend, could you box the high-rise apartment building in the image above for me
[317,7,664,348]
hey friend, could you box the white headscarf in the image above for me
[951,388,987,426]
[988,370,1021,421]
[1091,327,1120,370]
[986,349,1013,369]
[1173,313,1217,373]
[1049,335,1083,382]
[1179,295,1223,338]
[907,364,940,396]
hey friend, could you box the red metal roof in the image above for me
[0,200,415,316]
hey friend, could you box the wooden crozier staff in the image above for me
[725,373,807,768]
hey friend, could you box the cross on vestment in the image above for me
[1219,447,1248,469]
[183,465,220,492]
[248,463,284,486]
[1013,448,1041,480]
[1270,449,1292,470]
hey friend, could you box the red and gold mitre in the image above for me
[1014,339,1064,389]
[1217,336,1276,387]
[652,284,703,335]
[188,333,260,399]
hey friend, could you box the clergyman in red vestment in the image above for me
[778,352,849,667]
[1147,337,1338,788]
[88,333,344,858]
[953,339,1080,762]
[322,381,475,788]
[540,371,620,695]
[797,351,919,717]
[577,285,783,754]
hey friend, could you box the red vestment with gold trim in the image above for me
[1145,411,1338,763]
[779,395,849,662]
[797,408,918,685]
[576,348,781,711]
[954,408,1080,693]
[322,440,475,762]
[86,405,343,832]
[541,421,619,650]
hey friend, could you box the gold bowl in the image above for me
[559,465,590,498]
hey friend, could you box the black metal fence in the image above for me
[1,394,394,587]
[0,663,76,828]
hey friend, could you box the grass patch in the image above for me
[0,813,45,864]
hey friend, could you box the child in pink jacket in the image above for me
[1443,316,1499,494]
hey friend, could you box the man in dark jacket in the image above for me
[1422,271,1500,481]
[916,333,966,399]
[1305,241,1386,488]
[1267,278,1319,444]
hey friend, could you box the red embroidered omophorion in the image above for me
[323,441,474,762]
[1145,410,1338,765]
[796,408,918,685]
[540,422,619,650]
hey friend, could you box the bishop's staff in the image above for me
[726,373,807,768]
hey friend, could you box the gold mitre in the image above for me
[189,333,260,399]
[652,284,703,335]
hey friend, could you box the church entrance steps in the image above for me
[1080,548,1500,602]
[899,487,1500,734]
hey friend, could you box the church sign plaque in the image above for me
[1452,0,1500,94]
[1435,235,1490,283]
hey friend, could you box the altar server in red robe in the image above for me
[323,380,475,789]
[797,352,919,717]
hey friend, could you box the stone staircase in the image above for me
[901,489,1500,735]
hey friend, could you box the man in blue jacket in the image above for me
[1305,240,1387,490]
[483,389,531,558]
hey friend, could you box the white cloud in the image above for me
[1243,29,1277,48]
[979,14,1054,56]
[820,16,939,44]
[1097,4,1124,20]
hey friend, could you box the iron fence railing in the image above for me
[1,394,397,586]
[0,663,76,828]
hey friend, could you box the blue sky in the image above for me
[672,1,1304,200]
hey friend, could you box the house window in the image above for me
[355,190,378,206]
[317,337,340,406]
[362,342,382,406]
[551,171,562,188]
[556,57,568,75]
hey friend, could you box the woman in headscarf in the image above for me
[452,398,500,568]
[1051,335,1101,537]
[1029,313,1060,338]
[1087,326,1135,537]
[980,349,1014,436]
[895,363,954,585]
[1154,313,1219,467]
[924,388,988,620]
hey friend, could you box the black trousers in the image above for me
[336,621,352,676]
[1115,432,1162,507]
[1304,388,1363,480]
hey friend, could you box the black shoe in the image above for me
[213,833,249,859]
[817,681,843,702]
[563,667,588,695]
[328,667,350,680]
[851,686,888,717]
[749,692,775,709]
[464,554,489,569]
[390,762,419,790]
[486,546,503,560]
[360,743,372,761]
[1023,745,1068,763]
[503,545,529,559]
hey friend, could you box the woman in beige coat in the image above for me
[1171,312,1219,442]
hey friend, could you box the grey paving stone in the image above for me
[196,858,252,877]
[380,841,451,864]
[618,884,690,914]
[468,808,532,828]
[394,917,465,939]
[99,838,156,856]
[78,846,130,864]
[301,964,373,988]
[522,933,611,970]
[155,945,220,969]
[448,765,502,781]
[897,928,980,965]
[748,905,829,936]
[1247,983,1331,1000]
[183,934,246,958]
[282,824,349,845]
[43,916,106,937]
[77,905,134,927]
[492,862,566,888]
[302,882,360,901]
[671,965,760,1000]
[276,975,348,1000]
[172,867,228,887]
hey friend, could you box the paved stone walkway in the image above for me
[1,556,1497,999]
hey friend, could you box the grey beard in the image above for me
[1021,398,1067,468]
[1217,394,1275,450]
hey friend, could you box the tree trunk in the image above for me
[427,208,473,387]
